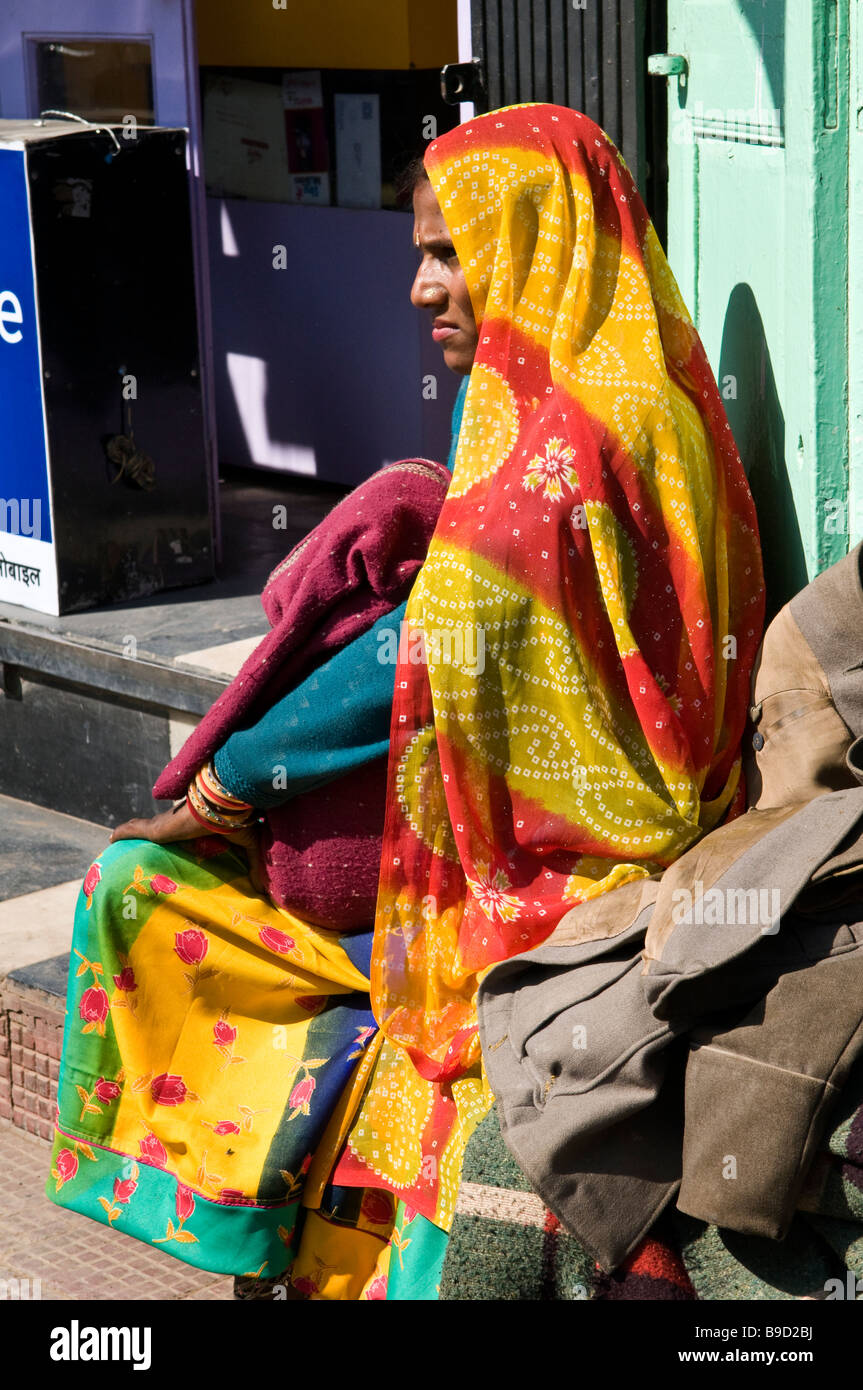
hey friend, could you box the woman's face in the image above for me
[410,179,479,376]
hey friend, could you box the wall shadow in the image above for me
[718,282,807,621]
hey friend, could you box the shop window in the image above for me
[200,66,458,209]
[31,39,154,125]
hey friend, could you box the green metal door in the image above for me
[850,0,863,551]
[657,0,851,616]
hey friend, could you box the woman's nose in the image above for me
[411,262,446,311]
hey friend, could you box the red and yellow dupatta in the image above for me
[336,104,764,1224]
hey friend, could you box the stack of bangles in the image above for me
[185,761,257,833]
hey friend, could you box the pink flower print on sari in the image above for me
[77,1070,125,1122]
[139,1131,168,1167]
[288,1075,316,1118]
[154,1183,199,1246]
[148,1072,200,1106]
[51,1139,97,1192]
[364,1273,388,1300]
[174,925,217,988]
[82,862,101,909]
[281,1052,327,1121]
[258,925,296,956]
[213,1009,246,1070]
[349,1025,376,1060]
[123,865,179,899]
[202,1119,241,1136]
[152,1073,187,1105]
[150,874,178,896]
[111,954,138,1016]
[113,1173,138,1205]
[112,965,136,993]
[174,926,208,964]
[79,986,109,1037]
[94,1077,122,1104]
[176,1186,196,1222]
[213,1016,236,1047]
[74,950,108,1035]
[51,1148,79,1191]
[229,910,302,963]
[98,1163,139,1225]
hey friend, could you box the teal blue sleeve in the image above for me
[447,375,469,472]
[213,600,407,809]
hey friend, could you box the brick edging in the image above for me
[0,978,64,1141]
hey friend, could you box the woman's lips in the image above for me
[432,325,459,342]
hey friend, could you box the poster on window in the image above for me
[334,94,381,209]
[202,74,292,203]
[282,70,331,206]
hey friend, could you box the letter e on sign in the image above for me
[0,290,23,344]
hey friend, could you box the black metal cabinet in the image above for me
[0,121,213,614]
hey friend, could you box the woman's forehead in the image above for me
[412,181,452,242]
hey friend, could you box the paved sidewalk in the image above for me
[0,1120,233,1301]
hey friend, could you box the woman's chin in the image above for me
[443,346,475,376]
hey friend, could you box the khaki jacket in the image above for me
[478,543,863,1272]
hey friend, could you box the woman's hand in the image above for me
[110,801,268,894]
[110,801,203,844]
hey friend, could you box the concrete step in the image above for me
[0,469,346,1139]
[0,796,108,1139]
[0,467,344,825]
[0,609,255,825]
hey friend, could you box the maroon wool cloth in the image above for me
[153,459,450,928]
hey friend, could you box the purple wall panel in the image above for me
[207,198,459,486]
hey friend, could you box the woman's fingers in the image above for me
[222,824,267,893]
[108,805,263,895]
[110,803,203,844]
[110,817,158,843]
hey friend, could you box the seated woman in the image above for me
[47,103,764,1300]
[443,539,863,1301]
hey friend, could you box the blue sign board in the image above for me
[0,143,57,611]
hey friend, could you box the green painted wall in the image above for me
[662,0,851,618]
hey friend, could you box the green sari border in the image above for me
[46,1127,299,1279]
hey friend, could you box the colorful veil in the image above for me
[369,105,764,1093]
